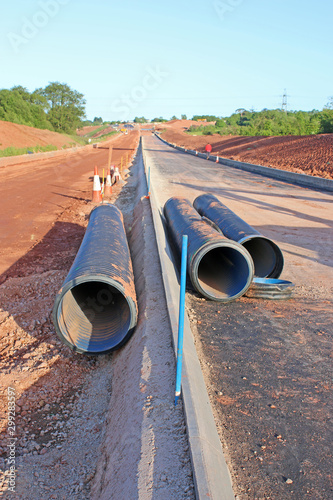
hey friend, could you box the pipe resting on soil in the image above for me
[52,204,137,354]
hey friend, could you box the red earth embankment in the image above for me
[0,120,80,150]
[158,123,333,180]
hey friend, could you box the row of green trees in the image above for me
[0,83,86,134]
[188,104,333,136]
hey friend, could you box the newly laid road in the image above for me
[143,135,333,500]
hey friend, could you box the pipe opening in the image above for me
[196,246,252,301]
[242,237,283,278]
[57,281,132,354]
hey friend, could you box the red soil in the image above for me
[158,122,333,180]
[0,120,80,150]
[0,130,139,275]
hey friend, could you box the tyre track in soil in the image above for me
[143,134,333,500]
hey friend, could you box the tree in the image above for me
[215,119,226,128]
[324,96,333,109]
[93,116,103,124]
[235,108,246,117]
[319,109,333,133]
[41,82,86,133]
[10,85,31,101]
[30,88,49,109]
[181,114,187,120]
[0,88,53,130]
[151,117,167,122]
[134,116,148,123]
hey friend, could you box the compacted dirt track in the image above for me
[0,132,138,276]
[158,123,333,180]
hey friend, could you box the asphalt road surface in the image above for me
[143,135,333,500]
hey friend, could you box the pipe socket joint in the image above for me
[194,194,284,278]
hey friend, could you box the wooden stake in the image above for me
[108,147,113,169]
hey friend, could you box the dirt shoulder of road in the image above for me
[158,125,333,180]
[0,133,195,499]
[187,287,333,500]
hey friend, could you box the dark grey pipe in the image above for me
[52,204,137,354]
[164,197,254,302]
[193,194,284,278]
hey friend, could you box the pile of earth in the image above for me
[0,121,80,150]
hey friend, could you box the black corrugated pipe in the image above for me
[52,204,137,354]
[164,197,254,302]
[193,193,284,278]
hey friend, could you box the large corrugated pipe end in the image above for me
[53,278,137,355]
[193,194,284,279]
[239,235,284,279]
[191,241,254,302]
[163,196,254,302]
[52,203,137,355]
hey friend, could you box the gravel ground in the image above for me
[187,285,333,499]
[0,197,113,499]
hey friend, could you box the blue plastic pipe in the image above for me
[175,234,188,406]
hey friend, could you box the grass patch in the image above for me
[187,125,217,136]
[187,126,213,136]
[91,131,119,143]
[66,134,89,146]
[84,124,111,138]
[0,144,58,158]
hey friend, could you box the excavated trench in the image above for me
[91,141,195,499]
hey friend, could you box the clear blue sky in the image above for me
[1,0,332,121]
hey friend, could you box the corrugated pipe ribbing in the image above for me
[52,204,137,354]
[164,197,254,302]
[193,193,284,278]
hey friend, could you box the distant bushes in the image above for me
[188,108,333,136]
[0,83,86,134]
[192,115,219,122]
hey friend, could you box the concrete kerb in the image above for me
[141,136,234,500]
[154,133,333,193]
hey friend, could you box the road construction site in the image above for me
[0,128,332,499]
